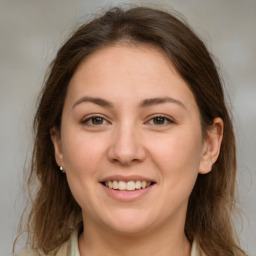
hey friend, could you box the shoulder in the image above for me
[12,241,69,256]
[12,224,81,256]
[12,249,41,256]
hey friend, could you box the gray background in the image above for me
[0,0,255,255]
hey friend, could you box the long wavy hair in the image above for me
[15,6,246,256]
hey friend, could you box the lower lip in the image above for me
[101,183,155,202]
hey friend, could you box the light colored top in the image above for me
[13,228,201,256]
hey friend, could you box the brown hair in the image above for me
[15,6,246,255]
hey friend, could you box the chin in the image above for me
[101,209,156,235]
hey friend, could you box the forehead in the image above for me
[67,44,197,110]
[73,43,175,80]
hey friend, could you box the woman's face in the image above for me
[52,44,215,235]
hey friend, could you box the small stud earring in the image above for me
[60,166,64,172]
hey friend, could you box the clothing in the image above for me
[13,228,201,256]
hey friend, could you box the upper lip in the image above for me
[100,175,156,183]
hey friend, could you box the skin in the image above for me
[51,44,223,256]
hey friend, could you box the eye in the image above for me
[147,116,174,125]
[82,116,109,126]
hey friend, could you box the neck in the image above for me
[79,220,191,256]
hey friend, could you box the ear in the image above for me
[50,127,64,169]
[199,117,224,174]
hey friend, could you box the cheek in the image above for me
[151,132,202,168]
[60,131,106,210]
[61,129,106,178]
[147,127,203,190]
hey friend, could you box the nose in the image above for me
[107,123,146,166]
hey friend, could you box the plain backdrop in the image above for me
[0,0,255,255]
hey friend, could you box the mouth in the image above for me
[102,180,155,191]
[100,176,156,201]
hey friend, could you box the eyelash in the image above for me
[147,115,175,126]
[81,115,175,127]
[81,115,110,126]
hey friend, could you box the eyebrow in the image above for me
[72,96,186,109]
[72,96,114,109]
[140,97,186,109]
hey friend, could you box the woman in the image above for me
[14,6,247,256]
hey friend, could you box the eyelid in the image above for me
[81,114,175,126]
[146,114,176,125]
[81,114,111,125]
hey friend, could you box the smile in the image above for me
[104,180,152,191]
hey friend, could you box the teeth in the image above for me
[135,181,141,189]
[127,181,135,190]
[106,181,113,189]
[113,180,118,189]
[119,181,126,190]
[104,180,152,191]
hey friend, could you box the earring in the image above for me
[59,166,64,173]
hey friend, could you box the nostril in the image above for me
[107,135,147,165]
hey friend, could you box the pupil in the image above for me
[154,117,165,124]
[93,117,103,124]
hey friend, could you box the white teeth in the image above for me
[127,181,135,190]
[135,181,141,189]
[118,181,126,190]
[105,181,113,189]
[113,180,118,189]
[104,180,152,190]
